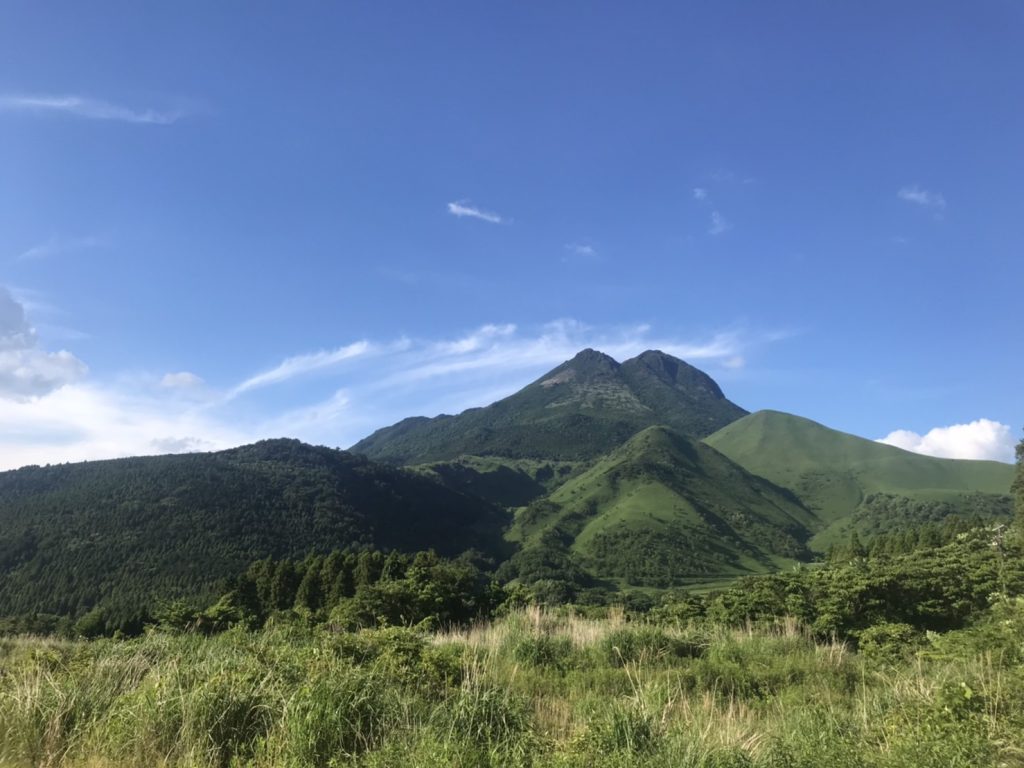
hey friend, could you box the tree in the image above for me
[1013,434,1024,537]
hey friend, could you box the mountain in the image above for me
[352,349,748,465]
[505,426,818,588]
[0,439,509,626]
[704,410,1016,549]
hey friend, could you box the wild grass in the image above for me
[1,607,1022,767]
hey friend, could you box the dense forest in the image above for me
[0,439,508,631]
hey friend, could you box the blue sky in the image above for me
[1,1,1022,469]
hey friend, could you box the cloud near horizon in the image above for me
[0,94,181,124]
[0,316,778,470]
[877,418,1015,462]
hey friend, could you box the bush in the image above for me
[601,626,705,666]
[856,622,921,663]
[511,634,576,670]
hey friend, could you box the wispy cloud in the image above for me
[161,372,204,389]
[447,201,503,224]
[898,185,946,210]
[16,235,103,262]
[562,243,599,263]
[692,187,708,201]
[0,94,181,125]
[0,315,789,470]
[877,418,1014,462]
[709,210,731,235]
[229,340,375,398]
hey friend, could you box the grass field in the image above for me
[2,603,1022,767]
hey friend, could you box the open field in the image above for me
[3,603,1023,768]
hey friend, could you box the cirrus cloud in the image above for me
[446,200,503,224]
[0,94,182,125]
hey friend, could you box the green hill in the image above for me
[505,426,818,588]
[352,349,747,464]
[0,439,509,626]
[705,410,1015,549]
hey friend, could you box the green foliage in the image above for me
[1014,434,1024,533]
[508,426,815,589]
[705,530,1024,641]
[0,439,509,632]
[706,410,1016,549]
[600,626,706,666]
[856,622,921,663]
[510,633,576,669]
[353,349,747,464]
[2,603,1023,767]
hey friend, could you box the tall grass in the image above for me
[1,607,1022,767]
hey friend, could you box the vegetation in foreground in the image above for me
[2,598,1024,768]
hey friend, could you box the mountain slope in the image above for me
[352,349,747,465]
[0,439,509,624]
[705,410,1015,547]
[506,426,818,587]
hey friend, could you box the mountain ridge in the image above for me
[352,349,748,464]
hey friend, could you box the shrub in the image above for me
[856,622,920,664]
[601,626,705,666]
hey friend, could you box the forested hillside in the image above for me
[0,439,508,630]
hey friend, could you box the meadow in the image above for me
[2,601,1023,768]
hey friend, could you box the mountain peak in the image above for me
[623,349,726,399]
[567,348,620,368]
[352,347,747,463]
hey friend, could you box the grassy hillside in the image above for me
[0,439,509,627]
[507,426,818,588]
[705,410,1015,548]
[352,349,747,464]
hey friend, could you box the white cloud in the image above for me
[565,243,596,257]
[0,94,181,124]
[433,324,517,355]
[709,210,731,235]
[161,371,204,388]
[898,185,946,210]
[229,340,373,398]
[0,383,247,470]
[693,187,708,201]
[447,201,503,224]
[150,436,215,454]
[374,321,752,391]
[0,315,786,470]
[877,418,1015,462]
[0,287,86,399]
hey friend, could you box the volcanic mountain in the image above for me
[352,349,748,464]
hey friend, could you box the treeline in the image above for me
[4,521,1022,650]
[664,525,1023,643]
[0,439,508,632]
[826,513,997,562]
[57,548,506,639]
